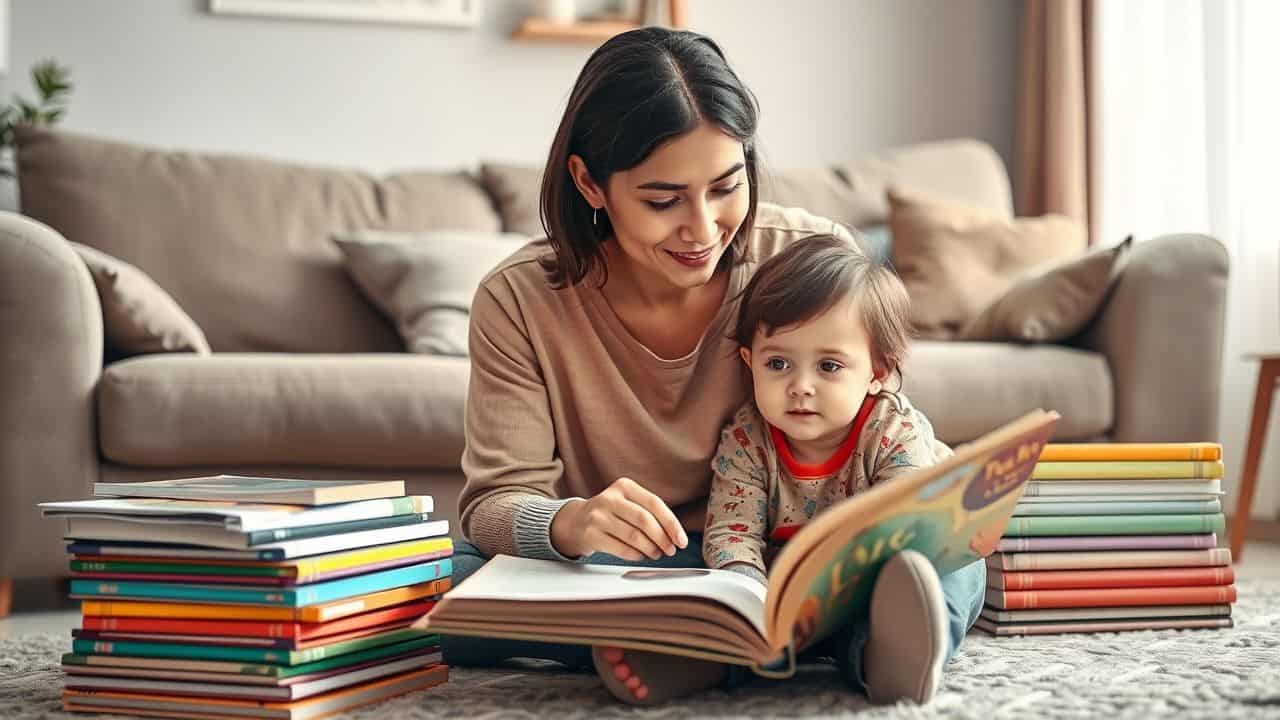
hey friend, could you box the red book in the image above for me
[986,584,1237,610]
[991,566,1235,591]
[82,598,436,640]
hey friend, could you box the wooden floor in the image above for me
[2,540,1278,641]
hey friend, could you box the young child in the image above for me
[595,235,972,706]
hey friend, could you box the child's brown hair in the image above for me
[733,234,912,384]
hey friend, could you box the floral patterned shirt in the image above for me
[703,393,952,579]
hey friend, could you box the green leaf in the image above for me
[16,100,41,123]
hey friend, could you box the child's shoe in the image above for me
[862,549,949,704]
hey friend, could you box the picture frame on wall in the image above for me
[209,0,481,28]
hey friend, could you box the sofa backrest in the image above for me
[16,127,502,353]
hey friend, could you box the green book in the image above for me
[70,627,430,666]
[1011,498,1222,517]
[1004,513,1226,537]
[61,635,439,678]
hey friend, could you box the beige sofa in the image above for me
[0,127,1229,586]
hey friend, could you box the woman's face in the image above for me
[594,122,750,294]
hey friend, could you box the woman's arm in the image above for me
[459,278,576,560]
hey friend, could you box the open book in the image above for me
[418,409,1059,676]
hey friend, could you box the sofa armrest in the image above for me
[1076,233,1229,442]
[0,212,103,578]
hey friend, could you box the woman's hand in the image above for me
[550,477,690,561]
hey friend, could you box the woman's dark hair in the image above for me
[733,234,912,383]
[539,27,760,288]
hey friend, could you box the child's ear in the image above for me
[739,347,752,368]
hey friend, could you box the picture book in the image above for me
[419,409,1058,676]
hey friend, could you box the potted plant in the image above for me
[1,59,73,178]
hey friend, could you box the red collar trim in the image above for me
[769,395,877,479]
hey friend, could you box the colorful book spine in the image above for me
[977,616,1232,636]
[1003,513,1225,537]
[995,533,1218,553]
[1011,499,1221,516]
[239,513,431,545]
[985,584,1237,610]
[82,599,437,641]
[61,636,441,678]
[70,559,451,607]
[1021,479,1222,497]
[981,603,1232,623]
[991,566,1235,591]
[1037,443,1222,462]
[1031,460,1224,480]
[78,577,451,623]
[987,547,1233,571]
[70,629,435,666]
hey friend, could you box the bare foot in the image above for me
[591,645,727,705]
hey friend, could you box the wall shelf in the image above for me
[512,17,642,43]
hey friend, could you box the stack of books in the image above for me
[39,476,453,719]
[979,442,1236,636]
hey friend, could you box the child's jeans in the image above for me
[440,532,987,690]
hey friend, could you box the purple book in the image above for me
[995,533,1217,553]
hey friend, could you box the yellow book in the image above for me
[80,577,451,623]
[1031,460,1224,480]
[1039,443,1222,462]
[289,537,452,581]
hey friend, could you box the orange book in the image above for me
[83,598,437,640]
[1038,443,1221,462]
[986,583,1237,610]
[79,578,450,623]
[991,566,1235,591]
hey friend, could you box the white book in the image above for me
[1017,493,1223,504]
[40,496,432,532]
[64,518,449,555]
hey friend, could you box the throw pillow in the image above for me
[335,229,529,356]
[957,236,1134,343]
[70,243,212,355]
[479,163,545,238]
[888,189,1087,339]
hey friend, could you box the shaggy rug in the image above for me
[2,580,1278,719]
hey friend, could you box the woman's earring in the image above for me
[593,208,599,226]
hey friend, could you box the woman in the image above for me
[446,27,984,706]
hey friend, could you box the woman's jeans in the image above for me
[440,532,987,690]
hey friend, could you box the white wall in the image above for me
[1,0,1018,174]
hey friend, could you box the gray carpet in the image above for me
[3,580,1279,719]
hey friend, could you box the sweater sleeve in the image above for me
[458,277,576,561]
[702,405,773,577]
[863,395,954,486]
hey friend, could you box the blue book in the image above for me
[69,559,451,607]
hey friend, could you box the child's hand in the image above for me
[551,477,689,561]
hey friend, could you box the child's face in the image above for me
[741,295,882,448]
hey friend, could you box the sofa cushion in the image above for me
[902,341,1112,444]
[834,138,1015,224]
[958,236,1133,343]
[889,189,1087,339]
[335,229,529,356]
[97,354,468,469]
[480,163,544,238]
[16,127,502,353]
[70,242,211,356]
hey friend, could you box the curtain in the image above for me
[1015,0,1095,240]
[1094,0,1280,519]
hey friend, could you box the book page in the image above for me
[441,555,769,637]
